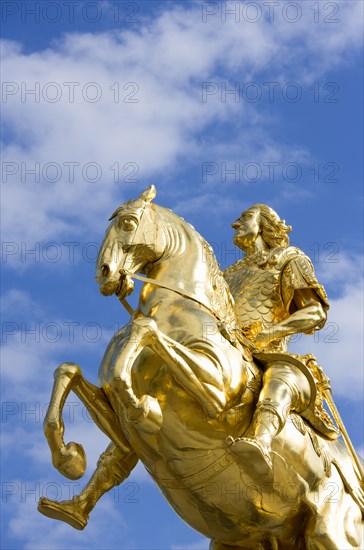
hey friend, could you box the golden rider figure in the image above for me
[224,204,331,472]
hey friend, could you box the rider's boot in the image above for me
[38,444,137,529]
[229,405,281,473]
[228,372,294,473]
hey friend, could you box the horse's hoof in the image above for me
[229,437,273,475]
[52,442,87,480]
[38,496,88,530]
[127,395,163,435]
[54,362,81,379]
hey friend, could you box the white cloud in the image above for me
[1,289,44,316]
[1,1,362,244]
[315,253,364,288]
[6,490,128,550]
[0,287,116,393]
[290,253,363,398]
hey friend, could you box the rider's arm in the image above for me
[253,253,329,348]
[259,289,326,342]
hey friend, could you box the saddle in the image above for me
[254,351,340,440]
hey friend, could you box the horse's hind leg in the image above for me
[38,442,138,530]
[44,362,132,480]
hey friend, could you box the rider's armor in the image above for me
[224,246,339,440]
[223,246,329,352]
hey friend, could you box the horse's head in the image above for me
[96,185,161,298]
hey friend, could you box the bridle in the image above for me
[118,200,148,276]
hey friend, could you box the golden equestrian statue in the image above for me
[38,186,363,550]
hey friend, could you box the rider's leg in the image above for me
[230,363,311,470]
[248,377,292,466]
[38,443,138,530]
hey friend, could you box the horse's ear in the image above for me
[138,185,156,203]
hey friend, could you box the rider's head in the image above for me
[250,204,292,249]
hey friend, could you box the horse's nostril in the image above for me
[101,264,110,278]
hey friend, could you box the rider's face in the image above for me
[232,208,261,250]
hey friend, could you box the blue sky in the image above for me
[1,1,363,548]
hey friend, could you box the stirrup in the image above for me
[228,436,273,474]
[38,496,89,530]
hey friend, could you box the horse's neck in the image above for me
[146,217,215,306]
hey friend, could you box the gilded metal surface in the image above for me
[38,189,364,549]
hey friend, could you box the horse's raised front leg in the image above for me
[110,316,233,434]
[44,362,132,480]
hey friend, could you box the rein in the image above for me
[122,269,222,322]
[116,202,148,315]
[120,270,256,352]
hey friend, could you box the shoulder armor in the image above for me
[276,246,305,270]
[279,248,330,312]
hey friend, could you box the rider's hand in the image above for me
[249,323,285,349]
[251,327,274,349]
[241,321,263,340]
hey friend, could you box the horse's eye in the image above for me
[120,217,137,231]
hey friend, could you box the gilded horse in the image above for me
[38,186,363,550]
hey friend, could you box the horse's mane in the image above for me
[155,204,236,326]
[199,238,236,327]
